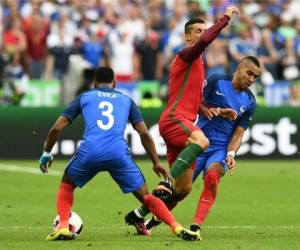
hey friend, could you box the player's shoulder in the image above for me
[110,89,134,102]
[245,88,256,100]
[245,88,257,107]
[111,89,127,97]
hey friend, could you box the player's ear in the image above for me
[185,33,191,42]
[112,80,116,88]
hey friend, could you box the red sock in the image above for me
[193,169,220,226]
[56,182,75,229]
[143,194,178,229]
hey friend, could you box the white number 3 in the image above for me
[97,101,114,130]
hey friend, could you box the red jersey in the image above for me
[22,16,50,60]
[160,15,230,123]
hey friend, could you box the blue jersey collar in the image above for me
[96,87,114,92]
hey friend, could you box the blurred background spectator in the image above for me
[1,0,300,107]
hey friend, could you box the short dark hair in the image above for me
[93,67,114,83]
[184,18,205,34]
[239,56,261,68]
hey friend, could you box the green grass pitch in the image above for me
[0,160,299,250]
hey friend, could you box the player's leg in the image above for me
[145,150,208,232]
[132,184,200,241]
[116,157,199,240]
[46,173,77,241]
[124,146,178,230]
[134,141,202,230]
[126,123,208,233]
[47,157,101,241]
[144,167,194,232]
[191,152,226,234]
[170,129,209,179]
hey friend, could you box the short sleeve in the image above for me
[129,99,144,125]
[61,95,82,123]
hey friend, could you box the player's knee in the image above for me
[195,137,209,150]
[204,170,220,188]
[174,185,192,200]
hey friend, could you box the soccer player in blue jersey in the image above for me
[134,56,261,239]
[189,55,261,235]
[39,67,200,241]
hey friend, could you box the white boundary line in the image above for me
[0,163,61,176]
[0,225,299,230]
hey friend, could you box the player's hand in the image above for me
[152,162,172,180]
[39,151,54,174]
[219,108,238,120]
[225,6,239,18]
[226,155,236,176]
[201,106,220,120]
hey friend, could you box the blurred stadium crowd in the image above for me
[0,0,300,107]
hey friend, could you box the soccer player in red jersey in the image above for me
[125,6,239,236]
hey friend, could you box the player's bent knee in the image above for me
[198,137,209,150]
[209,163,225,177]
[192,137,209,150]
[189,131,210,150]
[174,185,192,200]
[133,184,149,203]
[205,170,220,187]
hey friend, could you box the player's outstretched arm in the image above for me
[39,116,70,174]
[133,121,171,179]
[226,126,245,175]
[180,6,239,62]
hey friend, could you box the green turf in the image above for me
[0,160,299,250]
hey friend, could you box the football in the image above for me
[53,211,83,236]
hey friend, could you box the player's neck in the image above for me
[232,75,242,91]
[95,83,112,89]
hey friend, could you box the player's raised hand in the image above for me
[39,151,54,174]
[219,108,238,120]
[152,161,172,180]
[225,6,239,18]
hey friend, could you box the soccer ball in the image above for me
[53,211,83,236]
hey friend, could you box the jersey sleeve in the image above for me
[237,95,256,130]
[61,95,82,123]
[129,99,144,125]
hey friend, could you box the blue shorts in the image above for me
[65,152,145,193]
[193,146,227,182]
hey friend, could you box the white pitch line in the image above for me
[0,225,299,230]
[0,163,61,176]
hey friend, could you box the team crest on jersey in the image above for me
[240,106,246,113]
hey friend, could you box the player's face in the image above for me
[186,23,207,45]
[237,63,261,90]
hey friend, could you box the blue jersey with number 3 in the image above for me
[61,87,143,161]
